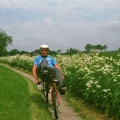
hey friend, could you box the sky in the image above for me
[0,0,120,52]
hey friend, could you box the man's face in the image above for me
[40,48,48,56]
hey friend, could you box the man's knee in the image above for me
[40,59,48,68]
[54,67,60,72]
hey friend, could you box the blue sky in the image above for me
[0,0,120,52]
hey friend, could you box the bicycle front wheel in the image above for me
[45,85,49,103]
[52,91,58,119]
[41,82,49,103]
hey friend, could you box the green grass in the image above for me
[99,51,120,60]
[0,64,53,120]
[64,93,111,120]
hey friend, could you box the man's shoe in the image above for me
[58,84,67,95]
[61,84,67,91]
[41,67,49,74]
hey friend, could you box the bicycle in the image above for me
[39,66,60,119]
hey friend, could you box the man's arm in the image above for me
[32,64,39,84]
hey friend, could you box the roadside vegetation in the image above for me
[0,51,120,120]
[64,93,110,120]
[0,64,52,120]
[60,52,120,120]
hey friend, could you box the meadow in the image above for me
[0,51,120,119]
[0,64,53,120]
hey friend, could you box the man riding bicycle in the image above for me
[32,44,66,93]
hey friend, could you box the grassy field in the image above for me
[98,51,120,60]
[0,64,53,120]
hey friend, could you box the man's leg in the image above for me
[39,60,65,89]
[53,68,66,95]
[36,59,48,81]
[47,67,63,86]
[54,68,63,86]
[40,58,48,68]
[44,66,66,95]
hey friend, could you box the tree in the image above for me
[57,50,61,54]
[118,47,120,51]
[96,44,103,51]
[9,49,19,56]
[66,48,79,53]
[103,45,107,51]
[85,44,108,52]
[20,50,29,55]
[0,30,13,56]
[85,44,93,52]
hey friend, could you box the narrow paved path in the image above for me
[2,64,82,120]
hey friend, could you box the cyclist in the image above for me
[32,44,66,91]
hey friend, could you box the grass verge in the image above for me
[64,92,113,120]
[0,64,52,120]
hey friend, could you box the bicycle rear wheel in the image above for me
[52,91,58,119]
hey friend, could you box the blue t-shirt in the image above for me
[33,55,57,67]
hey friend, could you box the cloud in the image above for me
[0,0,120,52]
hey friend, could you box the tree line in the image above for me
[0,30,120,57]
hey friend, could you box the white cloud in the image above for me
[0,0,120,52]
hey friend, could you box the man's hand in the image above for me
[35,79,39,84]
[62,75,65,80]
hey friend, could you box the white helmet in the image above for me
[40,44,49,49]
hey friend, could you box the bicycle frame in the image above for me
[51,79,59,105]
